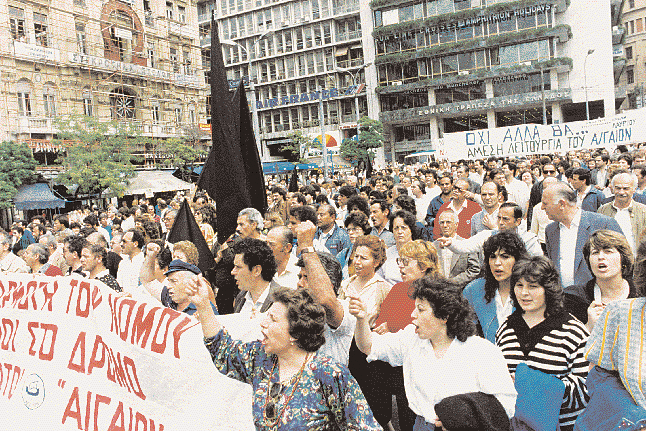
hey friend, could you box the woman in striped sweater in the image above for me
[496,256,590,431]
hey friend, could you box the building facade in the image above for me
[0,0,208,166]
[618,0,646,109]
[198,0,370,162]
[365,0,617,162]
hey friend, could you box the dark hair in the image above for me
[394,195,417,215]
[291,192,307,205]
[54,215,70,228]
[371,199,390,214]
[618,153,633,167]
[510,256,564,318]
[126,228,146,249]
[84,214,98,227]
[318,203,336,218]
[64,235,88,259]
[411,274,476,342]
[157,247,173,271]
[344,211,371,234]
[489,168,504,180]
[271,287,326,352]
[583,229,634,279]
[572,167,591,185]
[438,172,453,184]
[339,185,358,197]
[499,202,522,220]
[270,186,286,198]
[231,237,277,282]
[482,231,528,303]
[390,209,420,240]
[289,205,318,225]
[346,195,370,218]
[296,251,343,294]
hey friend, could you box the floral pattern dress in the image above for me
[204,329,380,431]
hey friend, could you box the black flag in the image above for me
[288,167,299,193]
[167,199,215,274]
[197,17,266,243]
[366,156,373,179]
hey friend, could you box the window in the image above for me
[43,86,56,117]
[9,7,25,41]
[626,46,633,60]
[175,106,182,123]
[189,107,196,124]
[111,88,136,119]
[33,12,48,47]
[170,47,179,72]
[148,41,156,68]
[630,20,635,34]
[152,104,160,122]
[166,2,174,20]
[627,67,635,84]
[109,11,135,62]
[76,22,87,54]
[629,0,635,8]
[183,50,191,74]
[178,5,186,23]
[17,82,31,116]
[637,18,644,33]
[83,89,93,116]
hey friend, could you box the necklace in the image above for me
[262,352,311,427]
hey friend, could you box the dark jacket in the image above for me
[564,278,639,324]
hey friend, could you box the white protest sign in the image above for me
[0,274,254,430]
[441,107,646,161]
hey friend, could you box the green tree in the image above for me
[53,116,143,198]
[340,116,384,165]
[160,138,207,182]
[0,141,37,209]
[282,131,316,163]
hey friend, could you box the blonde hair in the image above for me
[399,240,439,275]
[173,241,199,266]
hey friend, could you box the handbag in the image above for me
[512,363,565,431]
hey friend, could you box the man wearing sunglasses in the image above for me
[526,162,559,230]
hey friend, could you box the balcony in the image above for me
[16,116,57,134]
[336,30,361,42]
[336,58,365,68]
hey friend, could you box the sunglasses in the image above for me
[264,382,284,420]
[543,169,556,174]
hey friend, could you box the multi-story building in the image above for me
[618,0,646,109]
[0,0,208,166]
[365,0,617,162]
[198,0,370,161]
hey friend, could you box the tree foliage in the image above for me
[282,131,317,163]
[160,138,206,181]
[54,116,143,198]
[340,116,384,165]
[0,141,37,209]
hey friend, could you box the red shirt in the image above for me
[433,199,481,240]
[373,281,415,332]
[42,264,63,277]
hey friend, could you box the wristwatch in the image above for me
[300,246,315,254]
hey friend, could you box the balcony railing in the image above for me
[336,30,361,42]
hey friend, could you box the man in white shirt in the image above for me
[266,226,299,289]
[597,171,646,254]
[424,171,441,200]
[0,232,28,273]
[470,181,503,236]
[411,178,433,224]
[116,228,146,293]
[501,161,530,217]
[231,237,279,316]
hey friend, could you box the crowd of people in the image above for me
[3,146,646,431]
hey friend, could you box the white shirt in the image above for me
[576,185,592,208]
[494,290,514,326]
[239,284,271,318]
[559,209,582,288]
[368,325,517,421]
[426,185,441,200]
[319,300,356,366]
[530,202,551,243]
[415,193,433,223]
[505,178,530,216]
[440,237,455,277]
[0,252,29,273]
[273,255,299,289]
[116,252,145,294]
[613,202,635,252]
[376,245,402,287]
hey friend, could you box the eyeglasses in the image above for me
[264,382,284,420]
[396,257,416,266]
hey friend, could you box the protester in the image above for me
[188,279,381,430]
[337,211,372,279]
[80,244,121,292]
[496,256,589,431]
[63,235,87,276]
[378,210,419,286]
[231,237,279,316]
[350,275,517,430]
[0,232,28,273]
[433,210,481,287]
[23,243,63,276]
[116,228,145,293]
[265,226,299,289]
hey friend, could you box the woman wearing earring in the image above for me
[188,280,380,430]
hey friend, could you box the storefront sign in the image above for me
[436,79,483,90]
[441,107,646,161]
[68,53,204,88]
[380,88,571,122]
[378,3,553,40]
[13,41,60,63]
[257,84,365,110]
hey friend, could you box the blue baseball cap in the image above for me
[164,259,201,276]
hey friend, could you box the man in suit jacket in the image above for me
[589,153,610,189]
[230,237,279,315]
[543,182,623,288]
[433,210,481,288]
[570,167,605,212]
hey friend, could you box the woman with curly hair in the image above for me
[496,256,589,431]
[350,275,517,431]
[188,282,381,430]
[463,231,529,343]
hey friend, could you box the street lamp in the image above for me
[335,62,372,123]
[584,49,595,121]
[222,29,274,160]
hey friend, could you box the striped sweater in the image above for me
[495,310,590,431]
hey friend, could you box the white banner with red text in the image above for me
[0,273,255,431]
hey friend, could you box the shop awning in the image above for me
[122,170,193,196]
[14,183,66,210]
